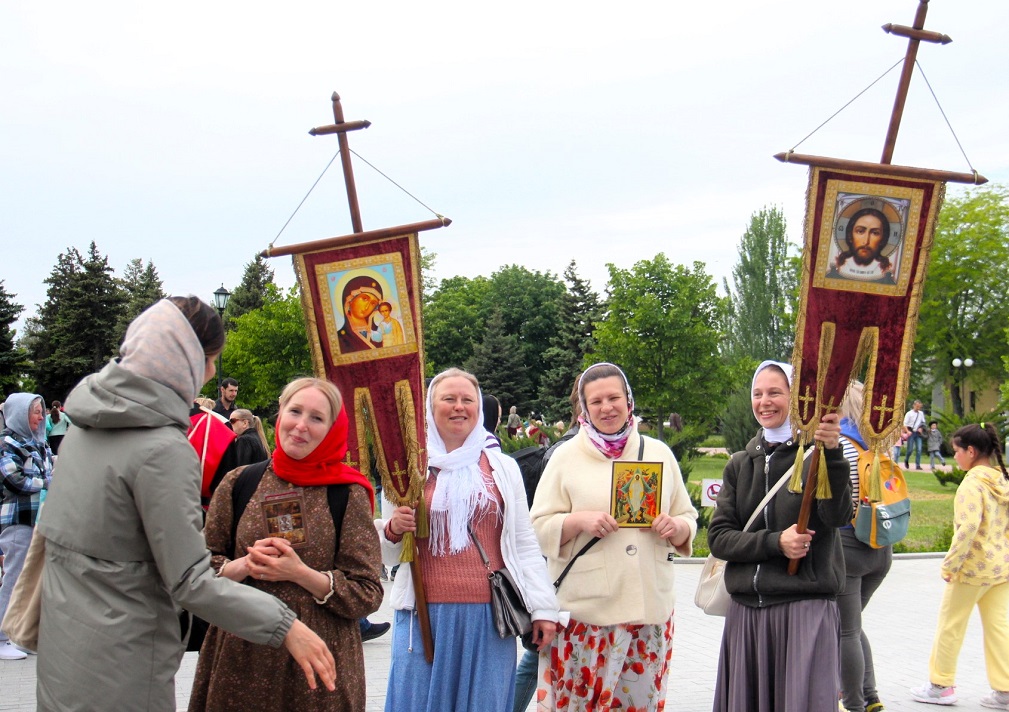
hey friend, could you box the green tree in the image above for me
[118,258,166,337]
[420,246,437,303]
[464,310,533,411]
[483,265,566,404]
[28,243,127,402]
[594,256,729,440]
[537,261,602,421]
[915,185,1009,416]
[223,254,275,329]
[423,275,491,376]
[722,206,798,362]
[0,281,27,393]
[215,285,313,413]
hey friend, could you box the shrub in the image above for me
[720,385,756,454]
[933,467,965,487]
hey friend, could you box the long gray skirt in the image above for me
[712,598,840,712]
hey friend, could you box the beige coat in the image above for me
[531,428,697,626]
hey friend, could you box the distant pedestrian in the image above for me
[927,421,946,469]
[0,392,53,660]
[902,400,926,470]
[214,377,239,423]
[228,408,271,464]
[911,422,1009,708]
[506,406,521,438]
[44,401,72,456]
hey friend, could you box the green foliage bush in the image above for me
[719,385,756,454]
[933,467,966,487]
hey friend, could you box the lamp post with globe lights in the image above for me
[212,285,231,389]
[951,357,974,417]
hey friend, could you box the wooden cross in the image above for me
[880,0,952,164]
[798,385,817,421]
[308,93,372,233]
[872,394,896,430]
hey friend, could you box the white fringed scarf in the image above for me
[426,378,498,556]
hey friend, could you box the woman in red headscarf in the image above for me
[189,378,384,711]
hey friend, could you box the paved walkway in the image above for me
[0,555,1000,711]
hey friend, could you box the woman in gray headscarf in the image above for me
[34,296,336,712]
[0,392,53,660]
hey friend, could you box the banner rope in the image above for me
[269,148,445,251]
[349,148,443,218]
[788,58,903,153]
[914,59,977,175]
[269,149,342,250]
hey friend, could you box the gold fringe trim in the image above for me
[789,167,818,435]
[353,388,374,481]
[394,379,426,518]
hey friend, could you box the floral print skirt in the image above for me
[537,615,675,712]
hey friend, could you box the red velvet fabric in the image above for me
[793,168,942,443]
[296,234,427,502]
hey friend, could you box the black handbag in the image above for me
[468,525,536,650]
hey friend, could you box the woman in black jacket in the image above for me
[708,360,852,712]
[229,408,270,465]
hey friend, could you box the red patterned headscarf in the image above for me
[272,403,375,512]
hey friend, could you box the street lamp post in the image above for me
[951,357,974,417]
[212,284,231,388]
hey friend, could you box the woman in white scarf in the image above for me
[380,368,558,712]
[708,359,851,712]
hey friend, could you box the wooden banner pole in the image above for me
[788,445,822,576]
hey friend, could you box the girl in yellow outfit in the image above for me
[911,423,1009,709]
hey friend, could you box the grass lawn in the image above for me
[684,454,956,556]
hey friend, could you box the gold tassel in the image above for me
[815,444,833,499]
[867,452,883,502]
[415,496,429,539]
[400,532,415,563]
[788,440,805,493]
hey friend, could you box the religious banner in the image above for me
[790,165,944,452]
[294,232,426,512]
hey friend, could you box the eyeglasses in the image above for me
[229,419,243,424]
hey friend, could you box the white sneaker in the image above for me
[981,690,1009,710]
[0,641,27,660]
[910,682,957,705]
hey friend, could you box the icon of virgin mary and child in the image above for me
[337,275,405,353]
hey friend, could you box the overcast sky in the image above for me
[3,1,1007,333]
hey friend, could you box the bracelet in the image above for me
[215,560,229,579]
[385,520,403,544]
[314,570,335,605]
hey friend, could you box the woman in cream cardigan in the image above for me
[531,362,697,712]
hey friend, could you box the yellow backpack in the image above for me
[849,439,911,548]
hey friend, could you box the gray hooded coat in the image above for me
[35,301,296,712]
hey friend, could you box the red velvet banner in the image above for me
[791,166,944,450]
[294,233,426,505]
